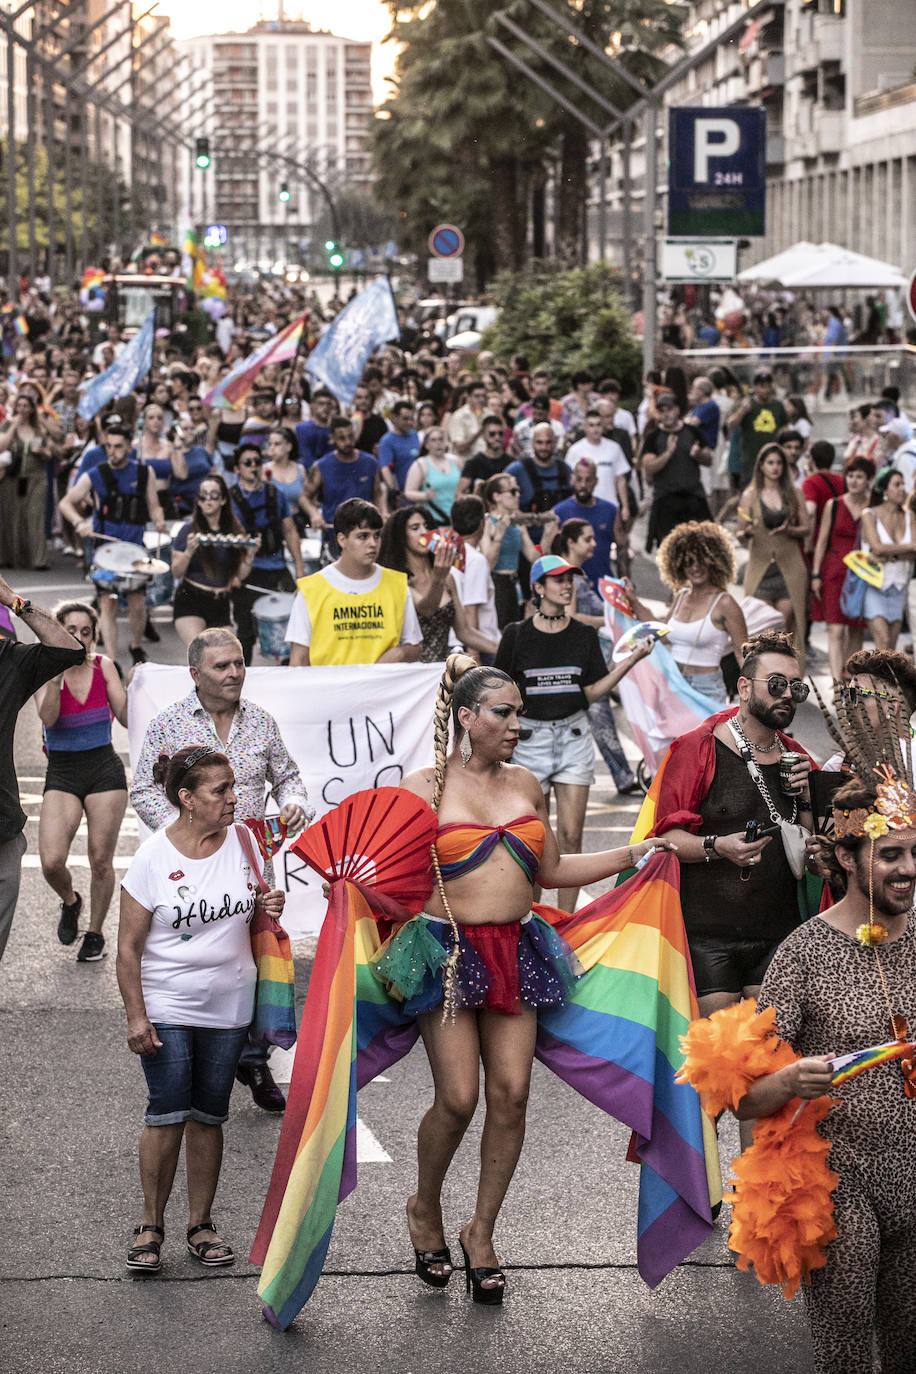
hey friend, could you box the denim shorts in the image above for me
[680,667,727,706]
[513,711,595,788]
[140,1023,250,1126]
[864,581,907,624]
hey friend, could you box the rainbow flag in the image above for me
[830,1039,916,1085]
[537,853,721,1287]
[204,314,307,412]
[251,851,720,1327]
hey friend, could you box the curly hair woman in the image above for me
[626,520,747,705]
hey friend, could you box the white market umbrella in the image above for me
[737,241,819,285]
[779,242,906,289]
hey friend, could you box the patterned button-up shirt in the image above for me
[130,690,309,882]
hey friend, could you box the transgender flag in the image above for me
[204,313,307,411]
[600,578,713,771]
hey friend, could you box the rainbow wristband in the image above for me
[11,597,32,617]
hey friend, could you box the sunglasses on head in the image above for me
[749,674,809,702]
[839,684,901,706]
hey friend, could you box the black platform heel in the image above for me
[413,1245,453,1288]
[459,1239,506,1305]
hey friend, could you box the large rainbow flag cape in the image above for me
[204,313,307,412]
[250,790,721,1329]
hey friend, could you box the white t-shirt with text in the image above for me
[121,827,260,1028]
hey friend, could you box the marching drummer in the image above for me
[59,422,166,668]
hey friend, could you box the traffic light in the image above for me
[278,182,291,203]
[195,137,211,170]
[325,238,344,269]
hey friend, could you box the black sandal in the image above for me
[413,1244,453,1288]
[459,1239,506,1306]
[127,1223,164,1274]
[187,1221,235,1267]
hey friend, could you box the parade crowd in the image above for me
[1,277,915,1372]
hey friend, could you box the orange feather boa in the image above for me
[677,999,838,1298]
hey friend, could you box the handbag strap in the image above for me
[235,823,269,894]
[726,719,797,825]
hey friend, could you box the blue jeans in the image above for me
[587,698,635,790]
[140,1024,249,1126]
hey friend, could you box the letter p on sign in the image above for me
[693,118,741,183]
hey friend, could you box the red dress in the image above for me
[820,498,864,626]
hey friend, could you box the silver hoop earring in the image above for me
[459,730,473,767]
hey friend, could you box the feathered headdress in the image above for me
[810,677,916,837]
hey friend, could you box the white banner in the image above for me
[127,663,443,936]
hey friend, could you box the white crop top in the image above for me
[865,510,914,590]
[665,591,731,668]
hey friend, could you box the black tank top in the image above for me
[679,739,800,941]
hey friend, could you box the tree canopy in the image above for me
[481,261,643,399]
[371,0,684,286]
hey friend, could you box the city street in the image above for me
[0,558,827,1373]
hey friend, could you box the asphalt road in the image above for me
[0,553,833,1374]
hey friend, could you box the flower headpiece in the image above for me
[832,763,916,840]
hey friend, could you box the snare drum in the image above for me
[143,523,180,607]
[253,592,295,664]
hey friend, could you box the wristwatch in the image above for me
[703,834,720,863]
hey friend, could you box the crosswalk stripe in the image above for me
[269,1045,392,1162]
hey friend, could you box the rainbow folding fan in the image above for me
[290,786,437,912]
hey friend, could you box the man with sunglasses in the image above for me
[641,630,817,1130]
[228,442,304,665]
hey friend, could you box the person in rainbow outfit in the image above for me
[680,747,916,1373]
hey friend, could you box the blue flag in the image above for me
[78,311,156,421]
[306,279,399,408]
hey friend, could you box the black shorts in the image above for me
[687,932,783,998]
[44,745,127,801]
[173,581,233,629]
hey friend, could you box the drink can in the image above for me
[780,751,804,795]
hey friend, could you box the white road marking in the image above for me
[22,854,131,869]
[270,1048,392,1162]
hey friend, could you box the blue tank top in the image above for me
[489,517,522,573]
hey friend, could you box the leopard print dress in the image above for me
[757,912,916,1374]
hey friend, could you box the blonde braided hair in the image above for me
[430,652,513,1018]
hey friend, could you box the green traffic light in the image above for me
[196,153,210,169]
[324,239,336,252]
[329,252,344,269]
[195,137,211,170]
[278,183,291,203]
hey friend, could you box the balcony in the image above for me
[793,10,843,72]
[795,107,844,158]
[766,133,786,166]
[744,49,786,94]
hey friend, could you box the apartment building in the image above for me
[600,0,916,277]
[178,19,373,265]
[0,0,183,274]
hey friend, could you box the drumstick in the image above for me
[85,531,122,541]
[245,583,289,596]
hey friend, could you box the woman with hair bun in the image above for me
[387,653,674,1304]
[116,745,286,1276]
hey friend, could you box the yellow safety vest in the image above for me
[298,567,408,665]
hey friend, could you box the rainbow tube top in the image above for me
[435,815,545,884]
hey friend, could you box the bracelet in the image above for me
[703,834,720,863]
[811,573,822,581]
[11,597,32,617]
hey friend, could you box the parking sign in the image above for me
[668,107,766,238]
